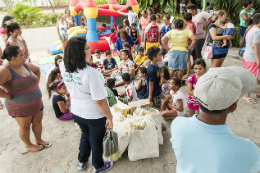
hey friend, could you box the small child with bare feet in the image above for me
[221,18,236,47]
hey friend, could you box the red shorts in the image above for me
[243,58,259,78]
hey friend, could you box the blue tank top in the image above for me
[160,25,172,38]
[136,78,148,99]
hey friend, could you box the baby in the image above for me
[221,18,236,47]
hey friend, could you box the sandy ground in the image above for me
[0,24,260,173]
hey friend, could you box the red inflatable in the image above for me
[88,39,110,53]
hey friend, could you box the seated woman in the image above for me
[48,80,72,120]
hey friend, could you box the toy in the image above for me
[48,0,141,54]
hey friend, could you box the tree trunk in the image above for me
[47,0,55,12]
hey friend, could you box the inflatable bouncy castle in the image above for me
[48,0,140,54]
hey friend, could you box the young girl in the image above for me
[160,66,171,99]
[48,80,73,120]
[56,15,68,53]
[187,59,206,116]
[123,19,130,35]
[136,67,148,99]
[161,78,187,118]
[47,67,62,105]
[46,55,63,82]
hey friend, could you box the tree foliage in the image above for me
[214,0,260,25]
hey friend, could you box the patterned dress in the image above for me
[2,64,43,117]
[160,25,172,55]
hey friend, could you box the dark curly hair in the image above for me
[118,29,128,38]
[1,45,19,61]
[2,15,13,28]
[64,36,87,73]
[6,22,20,38]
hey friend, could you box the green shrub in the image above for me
[232,27,241,47]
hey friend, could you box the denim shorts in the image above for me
[239,26,247,37]
[168,50,188,70]
[191,39,205,58]
[60,34,68,40]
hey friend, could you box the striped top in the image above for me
[2,64,43,117]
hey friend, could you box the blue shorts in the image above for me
[223,28,236,36]
[239,26,247,37]
[168,50,188,70]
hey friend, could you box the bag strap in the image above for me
[240,31,247,49]
[203,25,211,46]
[68,72,91,95]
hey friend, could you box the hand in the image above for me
[118,70,122,74]
[105,118,113,130]
[256,61,260,69]
[149,98,153,107]
[186,46,192,51]
[17,35,25,42]
[203,25,207,30]
[226,35,233,40]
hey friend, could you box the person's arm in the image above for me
[0,67,12,100]
[0,46,2,58]
[135,79,142,90]
[246,25,253,33]
[1,34,6,43]
[161,35,170,51]
[241,13,251,23]
[25,62,41,83]
[149,81,154,106]
[187,34,197,50]
[118,12,128,16]
[172,99,184,112]
[158,30,161,45]
[136,15,139,22]
[144,32,147,50]
[135,62,143,72]
[135,31,139,43]
[128,95,133,103]
[203,16,212,30]
[115,38,120,52]
[56,23,61,40]
[57,99,70,113]
[209,27,232,41]
[94,99,113,129]
[252,42,260,68]
[188,82,194,96]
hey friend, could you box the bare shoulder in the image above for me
[0,65,11,84]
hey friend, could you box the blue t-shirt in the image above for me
[103,58,117,70]
[147,62,162,97]
[115,35,135,51]
[170,115,260,173]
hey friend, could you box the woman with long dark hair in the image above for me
[59,36,113,172]
[0,15,13,45]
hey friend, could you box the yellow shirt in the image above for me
[135,55,148,64]
[165,29,193,52]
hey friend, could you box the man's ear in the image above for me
[229,100,238,113]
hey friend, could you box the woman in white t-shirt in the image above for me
[180,0,186,14]
[59,36,113,172]
[56,15,68,53]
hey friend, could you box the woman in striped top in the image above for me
[0,46,51,152]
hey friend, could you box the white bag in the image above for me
[128,116,159,161]
[112,100,131,117]
[133,108,163,145]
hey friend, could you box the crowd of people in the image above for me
[0,1,260,173]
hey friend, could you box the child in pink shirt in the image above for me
[187,59,206,117]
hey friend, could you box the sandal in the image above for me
[255,94,260,98]
[21,145,44,154]
[37,141,52,148]
[242,97,256,104]
[0,104,3,110]
[162,124,166,131]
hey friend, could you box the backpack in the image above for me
[104,85,117,107]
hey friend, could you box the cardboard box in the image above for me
[128,99,150,115]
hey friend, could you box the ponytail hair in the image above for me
[174,19,184,29]
[1,45,19,61]
[212,10,226,21]
[47,79,65,99]
[6,22,20,38]
[46,67,61,98]
[2,15,13,28]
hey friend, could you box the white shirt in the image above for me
[93,56,105,66]
[59,62,108,119]
[46,64,56,82]
[58,21,67,36]
[127,11,138,25]
[170,90,187,110]
[126,83,137,101]
[227,23,235,29]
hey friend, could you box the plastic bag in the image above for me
[133,107,163,145]
[128,116,159,161]
[103,130,121,162]
[112,100,130,117]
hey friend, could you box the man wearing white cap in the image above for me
[170,66,260,173]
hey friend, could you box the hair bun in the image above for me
[1,51,7,60]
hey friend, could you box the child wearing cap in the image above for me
[187,59,206,117]
[161,77,187,118]
[170,66,259,173]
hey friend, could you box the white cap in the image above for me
[194,66,257,111]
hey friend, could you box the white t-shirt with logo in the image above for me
[59,61,107,119]
[128,11,138,25]
[126,83,137,102]
[93,56,105,66]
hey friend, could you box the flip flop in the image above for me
[0,104,3,110]
[162,124,166,131]
[37,141,52,148]
[21,145,44,154]
[242,97,256,104]
[255,94,260,98]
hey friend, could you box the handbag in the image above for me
[238,31,246,57]
[201,30,213,59]
[103,129,121,162]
